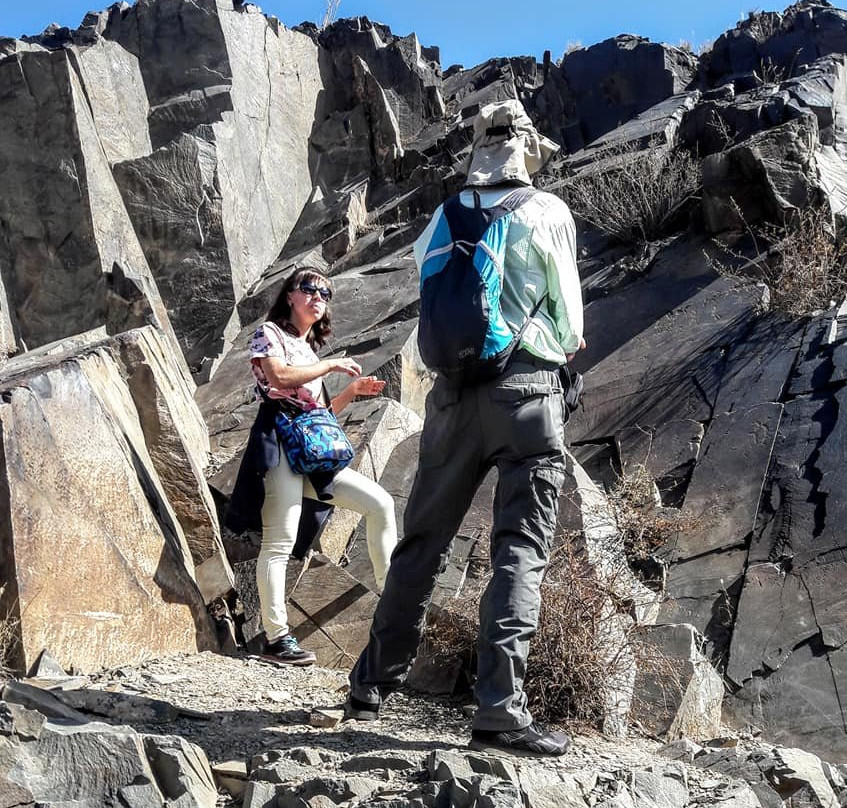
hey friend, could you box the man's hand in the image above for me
[566,337,586,363]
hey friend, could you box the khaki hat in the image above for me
[464,99,559,187]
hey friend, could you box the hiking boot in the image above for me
[343,694,380,722]
[469,723,571,757]
[259,634,316,667]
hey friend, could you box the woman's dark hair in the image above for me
[267,267,333,352]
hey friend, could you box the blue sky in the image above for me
[1,1,840,68]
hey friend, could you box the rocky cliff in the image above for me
[1,0,846,783]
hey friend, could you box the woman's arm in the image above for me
[259,355,362,390]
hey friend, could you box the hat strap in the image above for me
[485,124,517,138]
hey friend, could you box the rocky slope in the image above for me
[0,1,846,799]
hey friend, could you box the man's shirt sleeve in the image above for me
[540,201,583,355]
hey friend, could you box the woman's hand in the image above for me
[331,374,385,414]
[348,376,386,397]
[324,357,362,377]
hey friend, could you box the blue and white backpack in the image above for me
[417,187,544,386]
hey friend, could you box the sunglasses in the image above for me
[298,281,332,302]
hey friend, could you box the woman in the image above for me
[243,267,397,666]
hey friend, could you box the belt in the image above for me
[513,348,561,371]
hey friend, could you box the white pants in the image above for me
[257,458,397,641]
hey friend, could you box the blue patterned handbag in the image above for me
[275,406,354,475]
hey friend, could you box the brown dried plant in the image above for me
[549,141,701,245]
[710,202,847,317]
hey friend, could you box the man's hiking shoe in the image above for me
[343,695,380,721]
[469,723,571,757]
[259,634,316,667]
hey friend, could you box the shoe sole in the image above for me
[468,737,570,758]
[343,706,380,722]
[254,653,316,668]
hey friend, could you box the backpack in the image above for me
[417,187,545,386]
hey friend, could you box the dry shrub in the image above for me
[606,463,701,564]
[764,207,847,316]
[712,204,847,317]
[0,586,20,682]
[553,141,701,245]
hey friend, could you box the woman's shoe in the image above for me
[259,634,317,666]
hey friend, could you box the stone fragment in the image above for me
[309,708,344,728]
[51,688,182,724]
[631,769,689,808]
[243,779,279,808]
[633,624,723,742]
[212,760,249,800]
[658,739,705,763]
[769,747,839,808]
[340,753,419,773]
[143,734,218,808]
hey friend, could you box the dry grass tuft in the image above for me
[550,141,701,245]
[711,204,847,317]
[0,586,20,682]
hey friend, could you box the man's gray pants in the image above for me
[349,357,567,731]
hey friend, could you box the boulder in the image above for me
[535,36,697,152]
[0,332,217,675]
[632,623,724,741]
[701,117,822,233]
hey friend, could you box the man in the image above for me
[345,99,585,756]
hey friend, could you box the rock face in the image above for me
[0,328,218,674]
[3,0,847,764]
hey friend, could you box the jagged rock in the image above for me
[212,759,249,799]
[701,117,822,233]
[103,0,324,376]
[536,36,697,151]
[0,714,213,807]
[702,2,847,89]
[0,48,178,360]
[143,734,217,808]
[630,768,689,808]
[632,624,723,741]
[0,332,217,674]
[768,747,839,807]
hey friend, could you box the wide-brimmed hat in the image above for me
[464,99,559,187]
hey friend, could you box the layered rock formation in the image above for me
[2,0,847,765]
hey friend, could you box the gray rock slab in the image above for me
[572,274,765,444]
[713,315,806,415]
[633,624,723,742]
[725,640,847,763]
[616,420,704,508]
[287,554,380,670]
[631,769,689,808]
[670,403,782,562]
[0,347,216,674]
[727,562,817,687]
[0,718,166,806]
[659,549,749,656]
[0,49,177,358]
